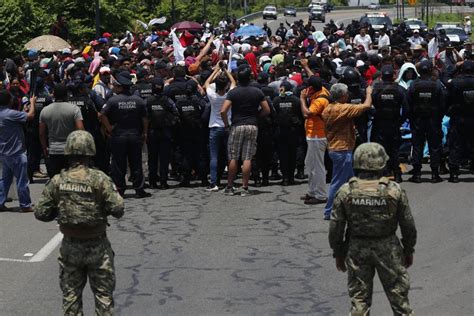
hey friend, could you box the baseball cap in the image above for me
[114,71,133,86]
[151,76,164,86]
[413,29,420,33]
[99,66,111,74]
[27,49,38,58]
[381,65,394,77]
[71,49,80,56]
[62,48,72,55]
[257,71,269,82]
[418,60,433,72]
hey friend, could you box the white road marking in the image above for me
[23,253,34,257]
[29,232,63,262]
[0,232,63,263]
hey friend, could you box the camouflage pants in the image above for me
[346,237,413,316]
[59,237,116,316]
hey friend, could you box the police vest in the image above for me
[176,95,202,130]
[69,95,99,133]
[56,168,107,227]
[411,80,439,118]
[450,76,474,117]
[374,83,401,120]
[148,95,178,129]
[345,177,399,239]
[275,96,302,128]
[133,82,153,99]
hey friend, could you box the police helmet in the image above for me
[64,130,96,156]
[353,142,389,171]
[339,67,361,88]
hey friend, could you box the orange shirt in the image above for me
[322,102,370,152]
[305,87,330,138]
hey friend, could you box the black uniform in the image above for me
[446,73,474,180]
[371,81,408,180]
[26,91,52,180]
[275,25,287,39]
[273,94,304,185]
[407,77,446,178]
[146,93,179,187]
[164,78,189,178]
[175,93,207,185]
[253,83,276,185]
[101,92,147,194]
[132,81,153,100]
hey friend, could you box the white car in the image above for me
[263,6,277,20]
[368,3,380,10]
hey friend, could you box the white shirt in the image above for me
[353,34,372,52]
[465,20,472,34]
[207,84,232,128]
[428,38,438,58]
[408,36,423,49]
[378,34,390,48]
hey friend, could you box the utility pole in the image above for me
[95,0,100,38]
[203,0,206,20]
[244,0,248,15]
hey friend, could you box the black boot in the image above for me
[135,189,152,198]
[158,181,169,190]
[394,172,403,183]
[295,168,307,180]
[408,172,422,183]
[281,178,290,186]
[149,181,159,189]
[431,170,443,183]
[448,172,459,183]
[269,170,282,181]
[439,162,449,175]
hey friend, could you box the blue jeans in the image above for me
[324,151,354,217]
[209,127,228,186]
[0,152,32,208]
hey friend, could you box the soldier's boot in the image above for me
[431,169,443,183]
[408,171,422,183]
[448,172,459,183]
[394,171,403,183]
[281,178,290,186]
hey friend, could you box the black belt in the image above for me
[63,233,107,243]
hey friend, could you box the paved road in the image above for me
[250,5,474,33]
[1,165,473,315]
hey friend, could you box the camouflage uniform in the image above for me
[35,131,124,316]
[329,143,417,316]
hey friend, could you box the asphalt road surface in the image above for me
[1,7,474,316]
[251,5,474,33]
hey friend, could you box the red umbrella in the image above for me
[171,21,202,32]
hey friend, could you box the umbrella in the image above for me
[234,25,267,38]
[172,21,202,32]
[24,35,71,52]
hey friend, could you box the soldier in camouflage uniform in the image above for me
[34,130,124,316]
[328,142,417,316]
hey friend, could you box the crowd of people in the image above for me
[1,14,474,218]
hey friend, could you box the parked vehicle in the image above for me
[310,5,326,23]
[263,6,277,20]
[284,6,297,17]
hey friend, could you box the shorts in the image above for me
[227,125,258,161]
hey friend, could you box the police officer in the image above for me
[26,75,52,181]
[339,66,369,145]
[276,22,287,39]
[34,130,124,315]
[446,60,474,182]
[146,77,179,189]
[253,72,276,186]
[175,80,208,187]
[100,71,151,198]
[164,66,189,180]
[407,60,446,183]
[131,68,153,100]
[371,65,408,183]
[273,81,304,186]
[329,142,417,316]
